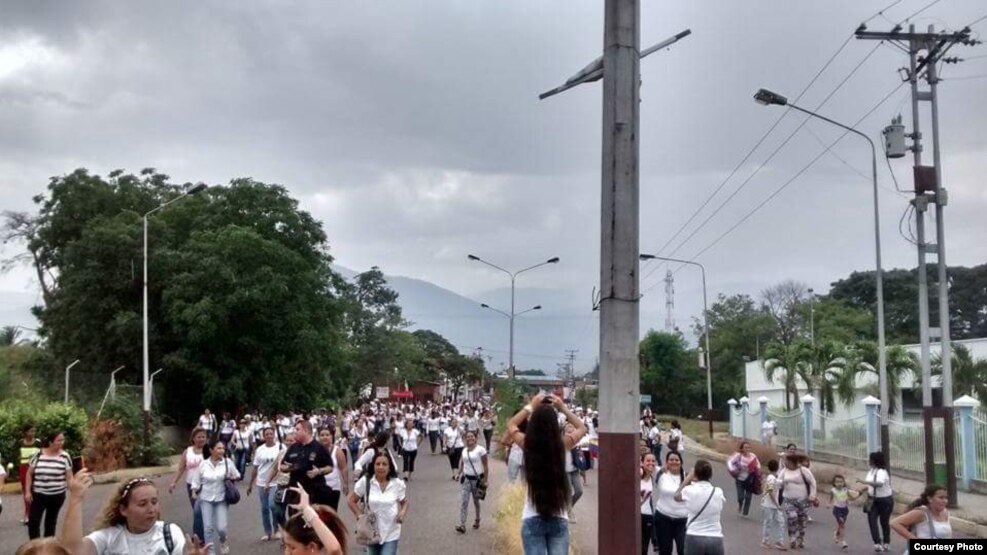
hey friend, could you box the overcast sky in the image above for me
[2,1,986,365]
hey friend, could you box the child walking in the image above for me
[829,474,852,550]
[761,459,787,550]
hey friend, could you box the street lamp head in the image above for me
[639,254,656,260]
[754,88,788,107]
[546,257,560,264]
[467,254,480,261]
[532,305,542,310]
[188,183,208,194]
[480,303,490,308]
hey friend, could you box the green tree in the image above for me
[838,341,916,416]
[6,169,350,421]
[915,343,987,407]
[763,340,813,411]
[810,298,875,345]
[640,330,703,416]
[695,293,776,405]
[0,326,20,346]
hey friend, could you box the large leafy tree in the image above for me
[639,330,704,416]
[694,293,776,404]
[914,343,987,407]
[838,341,917,416]
[810,298,875,345]
[6,169,350,421]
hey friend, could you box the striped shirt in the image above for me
[30,452,71,495]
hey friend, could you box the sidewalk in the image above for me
[686,433,987,538]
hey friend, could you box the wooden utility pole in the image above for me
[598,0,641,552]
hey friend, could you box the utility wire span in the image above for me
[638,33,854,287]
[863,0,905,25]
[897,0,944,25]
[802,121,909,198]
[656,82,907,283]
[640,40,886,293]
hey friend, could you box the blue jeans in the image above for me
[235,448,251,478]
[185,484,204,541]
[365,540,399,555]
[259,486,277,537]
[200,499,229,553]
[521,516,569,555]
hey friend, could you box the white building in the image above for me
[744,337,987,421]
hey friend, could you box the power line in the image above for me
[663,82,907,278]
[641,40,887,292]
[897,0,944,25]
[639,33,855,286]
[863,0,906,25]
[945,73,987,80]
[802,121,909,198]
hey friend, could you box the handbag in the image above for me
[572,448,591,472]
[465,447,487,501]
[355,476,383,546]
[223,458,241,505]
[687,487,717,529]
[862,494,874,513]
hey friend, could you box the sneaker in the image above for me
[883,545,891,552]
[260,535,270,541]
[774,542,788,551]
[842,542,849,550]
[874,545,883,552]
[221,542,230,554]
[760,541,771,549]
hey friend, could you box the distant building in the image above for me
[744,337,987,420]
[493,373,567,398]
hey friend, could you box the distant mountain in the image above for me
[335,265,598,375]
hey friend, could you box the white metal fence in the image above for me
[884,416,947,474]
[813,413,868,462]
[970,413,987,482]
[767,408,803,449]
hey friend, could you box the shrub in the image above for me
[0,400,88,472]
[88,393,170,468]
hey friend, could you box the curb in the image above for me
[685,435,987,538]
[1,457,179,495]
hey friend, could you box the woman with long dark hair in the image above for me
[191,438,240,553]
[169,428,208,542]
[640,453,659,555]
[506,393,587,555]
[856,450,894,552]
[281,484,346,555]
[726,440,760,517]
[891,483,951,544]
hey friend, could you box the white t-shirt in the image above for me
[198,414,216,431]
[398,428,421,452]
[761,474,780,509]
[443,427,465,449]
[86,522,186,555]
[354,476,406,543]
[439,416,450,431]
[427,417,441,432]
[182,447,204,486]
[252,443,283,488]
[866,468,893,498]
[680,481,725,537]
[654,471,688,518]
[641,476,655,515]
[461,446,487,477]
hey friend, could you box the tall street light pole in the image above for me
[754,88,889,458]
[808,287,815,345]
[143,183,207,452]
[467,255,558,379]
[640,254,713,437]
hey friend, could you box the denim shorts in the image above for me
[832,505,849,525]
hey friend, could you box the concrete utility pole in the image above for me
[664,270,675,332]
[858,22,979,506]
[540,11,689,552]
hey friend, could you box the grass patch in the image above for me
[652,414,727,449]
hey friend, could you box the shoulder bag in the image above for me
[466,448,487,501]
[355,476,383,546]
[223,458,241,505]
[686,487,718,529]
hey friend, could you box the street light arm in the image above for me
[513,258,559,279]
[516,305,543,317]
[469,257,513,279]
[639,254,705,275]
[786,103,878,162]
[480,304,511,319]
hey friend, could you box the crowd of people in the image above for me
[6,394,963,555]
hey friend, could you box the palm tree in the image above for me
[839,341,916,416]
[0,326,21,346]
[915,343,987,406]
[763,340,813,411]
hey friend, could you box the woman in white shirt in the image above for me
[891,484,951,543]
[168,428,208,542]
[654,451,688,555]
[426,411,442,455]
[347,452,408,555]
[856,451,894,552]
[454,430,488,534]
[316,427,349,512]
[59,470,209,555]
[640,453,659,555]
[191,439,241,554]
[231,420,254,479]
[442,419,466,481]
[674,460,726,555]
[246,427,284,541]
[397,420,423,481]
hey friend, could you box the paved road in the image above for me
[1,445,503,554]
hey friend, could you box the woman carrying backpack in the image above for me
[891,484,951,546]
